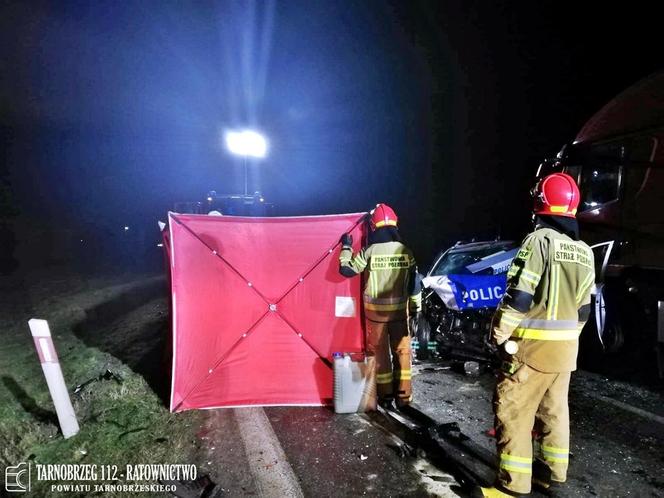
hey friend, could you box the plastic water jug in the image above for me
[333,353,377,413]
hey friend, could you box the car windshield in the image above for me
[431,244,516,276]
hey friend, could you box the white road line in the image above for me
[583,392,664,425]
[234,407,304,498]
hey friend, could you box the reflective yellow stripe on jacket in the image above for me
[511,319,581,341]
[519,268,542,287]
[512,328,581,341]
[547,264,560,320]
[576,271,595,304]
[493,228,595,372]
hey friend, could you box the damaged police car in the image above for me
[416,239,518,362]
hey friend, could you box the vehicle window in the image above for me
[579,164,621,211]
[431,245,515,276]
[537,158,559,179]
[559,137,654,211]
[563,165,581,185]
[623,136,656,199]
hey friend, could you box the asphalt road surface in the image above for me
[193,361,663,498]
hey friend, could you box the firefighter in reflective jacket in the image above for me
[478,173,595,498]
[339,203,422,407]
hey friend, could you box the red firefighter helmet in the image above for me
[532,172,580,218]
[370,203,398,229]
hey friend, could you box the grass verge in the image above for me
[0,272,203,497]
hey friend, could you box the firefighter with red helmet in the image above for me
[477,173,595,497]
[339,203,421,408]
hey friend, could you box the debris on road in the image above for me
[73,368,123,394]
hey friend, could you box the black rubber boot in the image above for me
[378,397,395,410]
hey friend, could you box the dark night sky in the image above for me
[1,0,661,271]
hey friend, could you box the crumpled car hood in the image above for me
[422,275,460,310]
[423,274,508,311]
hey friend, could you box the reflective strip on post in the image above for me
[28,319,80,439]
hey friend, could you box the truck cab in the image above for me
[538,71,664,380]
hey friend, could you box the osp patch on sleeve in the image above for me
[507,245,530,279]
[370,254,410,270]
[553,239,593,268]
[516,247,532,261]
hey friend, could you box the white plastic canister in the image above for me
[333,353,377,413]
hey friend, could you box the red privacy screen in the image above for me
[166,212,367,412]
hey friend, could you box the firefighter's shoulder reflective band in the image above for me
[542,445,569,463]
[521,268,541,283]
[511,328,580,340]
[499,453,532,474]
[509,267,541,286]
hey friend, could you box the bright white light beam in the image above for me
[224,129,268,158]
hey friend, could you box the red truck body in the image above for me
[538,72,664,379]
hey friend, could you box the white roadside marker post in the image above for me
[28,318,80,439]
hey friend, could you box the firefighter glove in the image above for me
[340,233,352,247]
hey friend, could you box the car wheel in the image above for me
[603,322,625,353]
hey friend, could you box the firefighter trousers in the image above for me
[493,364,571,494]
[365,318,412,404]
